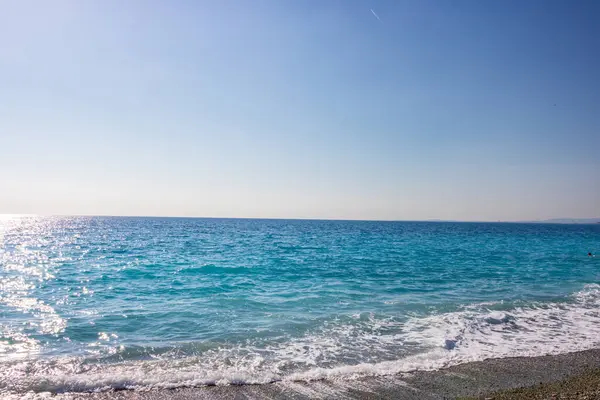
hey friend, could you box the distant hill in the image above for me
[536,218,600,224]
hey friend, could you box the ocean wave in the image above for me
[2,284,600,395]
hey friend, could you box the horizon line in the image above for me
[2,214,599,224]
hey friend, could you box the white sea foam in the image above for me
[2,284,600,395]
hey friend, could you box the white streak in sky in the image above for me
[370,9,382,23]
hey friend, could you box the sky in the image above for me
[0,0,599,221]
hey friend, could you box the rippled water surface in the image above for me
[1,216,600,393]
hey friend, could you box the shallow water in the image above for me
[1,216,599,393]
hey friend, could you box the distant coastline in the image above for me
[531,218,600,224]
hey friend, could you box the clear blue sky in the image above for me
[1,0,598,221]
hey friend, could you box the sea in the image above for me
[1,216,600,395]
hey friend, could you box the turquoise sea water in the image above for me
[1,216,600,394]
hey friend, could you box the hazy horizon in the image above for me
[2,214,599,224]
[1,0,599,221]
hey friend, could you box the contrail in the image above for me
[370,9,382,23]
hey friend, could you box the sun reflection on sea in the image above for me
[0,216,68,360]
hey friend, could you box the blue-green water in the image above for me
[1,216,600,393]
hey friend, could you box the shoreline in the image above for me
[15,348,600,399]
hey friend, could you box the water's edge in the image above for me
[10,348,600,400]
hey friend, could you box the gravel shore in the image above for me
[462,367,600,399]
